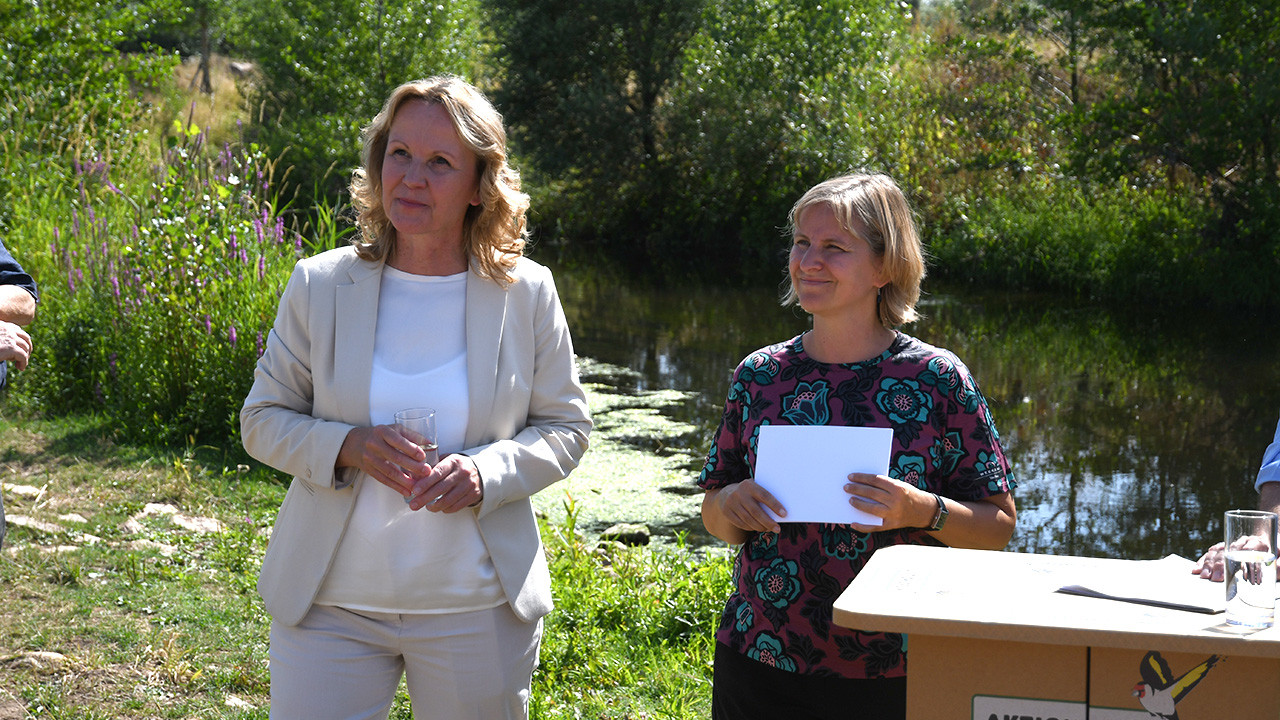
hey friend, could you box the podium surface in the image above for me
[833,544,1280,720]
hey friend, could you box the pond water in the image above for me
[550,261,1280,562]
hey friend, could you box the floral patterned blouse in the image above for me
[698,332,1017,679]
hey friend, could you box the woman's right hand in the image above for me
[337,425,431,498]
[702,479,786,544]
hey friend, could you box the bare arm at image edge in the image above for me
[0,285,36,326]
[1192,418,1280,581]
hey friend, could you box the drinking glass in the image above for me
[394,407,439,468]
[1223,509,1278,628]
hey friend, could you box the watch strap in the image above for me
[928,493,949,531]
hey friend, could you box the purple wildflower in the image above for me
[228,325,238,347]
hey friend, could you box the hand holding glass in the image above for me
[393,408,438,503]
[1223,509,1278,628]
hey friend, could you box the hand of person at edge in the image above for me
[1192,541,1228,582]
[0,321,32,370]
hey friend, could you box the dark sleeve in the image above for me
[697,363,751,491]
[0,238,38,301]
[940,364,1017,500]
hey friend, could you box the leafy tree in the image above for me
[1076,1,1278,199]
[655,0,913,282]
[0,0,183,95]
[487,0,912,282]
[955,0,1113,107]
[235,0,483,217]
[484,0,707,244]
[923,19,1067,182]
[1070,0,1280,302]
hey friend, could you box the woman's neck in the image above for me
[804,315,896,364]
[388,234,468,276]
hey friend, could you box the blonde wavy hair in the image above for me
[781,173,926,328]
[349,76,529,285]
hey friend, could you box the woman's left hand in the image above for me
[406,454,484,513]
[844,472,932,532]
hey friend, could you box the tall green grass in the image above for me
[535,497,731,718]
[928,179,1219,303]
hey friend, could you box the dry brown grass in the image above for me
[171,54,252,148]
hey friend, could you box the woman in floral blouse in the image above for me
[698,173,1018,720]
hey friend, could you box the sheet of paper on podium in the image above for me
[753,425,893,526]
[1056,555,1229,614]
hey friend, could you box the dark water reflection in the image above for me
[551,263,1280,562]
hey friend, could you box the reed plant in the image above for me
[7,94,352,447]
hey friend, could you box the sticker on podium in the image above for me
[971,696,1085,720]
[972,696,1151,720]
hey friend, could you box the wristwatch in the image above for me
[928,493,949,531]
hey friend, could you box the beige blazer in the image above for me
[241,247,591,626]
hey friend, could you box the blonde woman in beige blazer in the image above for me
[240,76,591,720]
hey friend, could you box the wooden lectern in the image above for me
[832,545,1280,720]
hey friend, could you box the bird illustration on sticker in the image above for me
[1131,650,1223,719]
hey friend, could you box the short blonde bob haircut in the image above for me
[781,173,925,328]
[349,75,529,285]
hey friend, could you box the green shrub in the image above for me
[11,117,345,447]
[929,179,1215,304]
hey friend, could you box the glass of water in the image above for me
[394,407,439,468]
[1224,509,1278,628]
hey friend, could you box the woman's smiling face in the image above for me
[788,203,885,322]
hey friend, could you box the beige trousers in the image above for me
[268,603,541,720]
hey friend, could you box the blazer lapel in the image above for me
[464,268,508,447]
[334,258,382,427]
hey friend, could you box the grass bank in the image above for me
[0,384,732,719]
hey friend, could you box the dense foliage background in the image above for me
[1,0,1277,446]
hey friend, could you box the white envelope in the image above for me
[754,425,893,526]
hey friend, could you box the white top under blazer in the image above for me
[316,266,503,613]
